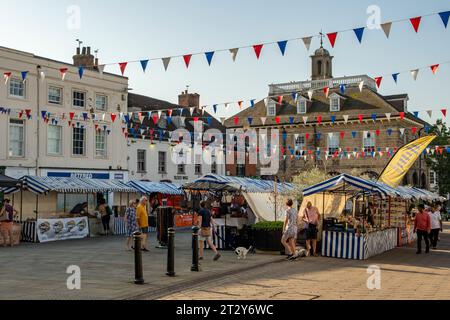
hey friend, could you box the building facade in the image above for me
[0,46,129,181]
[127,91,226,183]
[225,46,430,188]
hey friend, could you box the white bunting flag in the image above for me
[264,98,269,107]
[138,113,144,124]
[190,108,195,116]
[261,117,267,125]
[399,128,405,136]
[381,22,392,38]
[307,90,313,101]
[162,57,171,71]
[302,37,312,51]
[343,115,349,124]
[102,113,106,121]
[385,113,391,121]
[427,110,433,118]
[220,117,226,125]
[411,69,419,81]
[328,132,334,139]
[359,80,364,92]
[119,112,124,120]
[294,134,299,142]
[347,154,351,159]
[431,149,436,155]
[229,48,239,62]
[302,116,308,125]
[179,116,186,126]
[158,111,162,119]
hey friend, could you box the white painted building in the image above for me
[0,46,129,181]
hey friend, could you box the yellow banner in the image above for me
[379,135,436,188]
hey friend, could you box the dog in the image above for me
[235,246,254,260]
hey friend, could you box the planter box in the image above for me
[253,229,284,254]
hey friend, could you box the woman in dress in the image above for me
[125,200,138,251]
[281,199,298,260]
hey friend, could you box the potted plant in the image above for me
[251,221,285,254]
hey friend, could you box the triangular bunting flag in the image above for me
[353,27,365,43]
[343,115,349,124]
[248,117,253,125]
[98,65,105,75]
[430,64,439,74]
[302,37,312,51]
[205,51,215,66]
[399,128,405,136]
[307,90,313,101]
[21,71,28,82]
[78,66,84,79]
[410,16,422,33]
[358,80,364,92]
[162,57,171,71]
[119,62,127,76]
[381,22,392,38]
[253,44,264,59]
[220,117,226,125]
[140,60,149,73]
[229,48,239,62]
[213,105,217,114]
[387,128,393,136]
[442,109,447,117]
[413,111,419,118]
[323,87,330,98]
[385,113,391,121]
[427,110,433,118]
[277,41,288,56]
[260,117,267,125]
[327,32,338,48]
[411,69,419,81]
[277,96,283,105]
[374,77,382,89]
[183,54,192,68]
[111,113,117,123]
[302,116,308,125]
[340,84,346,94]
[58,68,68,81]
[392,73,399,83]
[439,11,450,28]
[399,112,405,120]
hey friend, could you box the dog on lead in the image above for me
[235,246,254,260]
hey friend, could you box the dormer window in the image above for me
[329,93,345,112]
[267,101,276,116]
[297,98,307,114]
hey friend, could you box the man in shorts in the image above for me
[197,202,221,261]
[303,202,321,257]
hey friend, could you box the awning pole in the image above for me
[86,193,89,215]
[35,194,38,220]
[20,189,23,222]
[63,193,67,213]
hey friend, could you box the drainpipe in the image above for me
[36,66,42,177]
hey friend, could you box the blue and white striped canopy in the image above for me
[184,174,296,194]
[127,181,184,195]
[397,186,445,201]
[1,176,136,195]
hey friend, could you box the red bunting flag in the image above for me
[111,113,117,123]
[59,68,68,80]
[69,112,75,120]
[277,96,283,105]
[281,147,286,155]
[374,77,383,89]
[358,114,363,123]
[193,117,199,123]
[323,87,330,98]
[340,132,345,139]
[442,109,447,117]
[234,117,239,125]
[18,111,23,119]
[119,62,128,76]
[376,129,381,136]
[275,117,281,124]
[94,124,99,131]
[327,32,338,48]
[168,109,173,117]
[68,121,72,127]
[410,16,422,33]
[399,112,405,120]
[25,109,31,118]
[153,114,159,124]
[430,64,439,74]
[305,133,310,140]
[317,115,322,124]
[238,101,243,108]
[183,54,192,68]
[253,44,264,59]
[412,127,418,135]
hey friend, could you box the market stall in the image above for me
[1,176,136,242]
[0,174,22,246]
[302,174,403,260]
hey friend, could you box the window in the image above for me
[177,150,186,175]
[195,154,202,175]
[95,94,108,111]
[48,86,62,105]
[211,162,218,174]
[72,127,86,156]
[137,150,146,172]
[295,135,306,155]
[327,133,340,154]
[363,131,376,153]
[9,119,25,157]
[267,102,276,116]
[95,130,107,158]
[47,125,62,155]
[9,78,25,98]
[158,152,167,174]
[237,164,246,177]
[73,91,86,108]
[178,163,186,175]
[430,171,436,185]
[297,99,307,114]
[330,97,340,112]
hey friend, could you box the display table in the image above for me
[322,228,397,260]
[0,222,21,246]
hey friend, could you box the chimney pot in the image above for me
[76,47,80,55]
[87,47,91,55]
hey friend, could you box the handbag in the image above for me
[297,209,309,230]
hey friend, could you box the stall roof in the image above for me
[398,186,445,202]
[127,181,184,195]
[0,174,21,188]
[1,176,136,195]
[184,174,296,194]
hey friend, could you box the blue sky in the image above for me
[1,0,449,121]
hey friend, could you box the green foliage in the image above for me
[426,120,450,195]
[291,167,332,203]
[251,221,284,231]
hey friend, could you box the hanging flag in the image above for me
[374,77,382,89]
[140,60,149,72]
[250,99,256,108]
[57,68,68,81]
[358,114,363,123]
[379,136,437,187]
[331,115,336,124]
[253,44,264,59]
[277,41,288,56]
[302,37,312,51]
[234,117,239,125]
[343,115,349,124]
[371,113,377,121]
[261,117,267,125]
[352,131,357,138]
[111,113,117,123]
[82,112,88,121]
[327,32,338,48]
[413,111,419,118]
[21,71,29,82]
[4,72,11,84]
[376,129,381,136]
[323,87,330,98]
[305,133,310,141]
[183,54,192,68]
[289,117,295,125]
[277,96,283,105]
[386,113,391,121]
[410,16,422,33]
[119,62,128,76]
[339,84,346,94]
[381,22,392,38]
[442,109,447,117]
[40,71,46,80]
[439,11,450,28]
[229,48,239,62]
[353,27,365,43]
[41,111,47,119]
[427,110,433,118]
[205,51,215,66]
[358,80,364,92]
[307,90,313,101]
[291,92,298,101]
[317,115,322,124]
[340,132,345,139]
[412,127,418,135]
[430,64,439,74]
[220,117,226,125]
[162,57,171,71]
[387,128,393,136]
[316,133,322,140]
[399,128,405,136]
[392,73,399,83]
[69,112,75,120]
[302,116,308,125]
[399,112,405,120]
[248,117,253,125]
[411,69,419,81]
[275,117,281,124]
[213,105,218,114]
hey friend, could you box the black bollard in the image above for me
[133,231,145,285]
[166,228,176,277]
[191,226,200,272]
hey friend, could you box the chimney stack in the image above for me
[73,45,95,69]
[178,90,200,108]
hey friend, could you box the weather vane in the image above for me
[319,30,324,47]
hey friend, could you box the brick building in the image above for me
[225,45,430,187]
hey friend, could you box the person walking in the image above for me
[136,196,150,252]
[125,200,138,251]
[197,202,221,261]
[428,205,443,250]
[303,201,321,257]
[281,199,298,260]
[0,199,18,247]
[414,204,431,254]
[98,199,112,236]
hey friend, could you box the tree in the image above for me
[291,167,332,204]
[425,120,450,196]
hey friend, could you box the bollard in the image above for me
[191,226,200,272]
[133,231,145,285]
[166,228,176,277]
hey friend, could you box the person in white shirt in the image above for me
[428,205,443,250]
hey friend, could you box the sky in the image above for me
[1,0,450,122]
